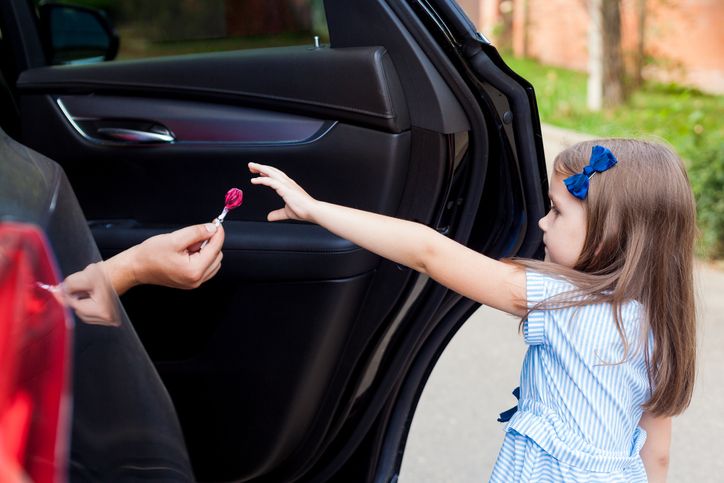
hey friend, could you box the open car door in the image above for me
[2,0,548,481]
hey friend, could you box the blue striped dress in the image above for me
[489,271,651,482]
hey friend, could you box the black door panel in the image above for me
[18,46,411,133]
[121,271,375,481]
[20,92,412,224]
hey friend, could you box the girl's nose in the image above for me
[538,213,549,232]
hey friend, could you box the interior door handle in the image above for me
[96,127,175,143]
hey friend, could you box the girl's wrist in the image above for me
[306,199,325,224]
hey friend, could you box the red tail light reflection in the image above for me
[0,223,73,483]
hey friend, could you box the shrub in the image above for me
[689,144,724,259]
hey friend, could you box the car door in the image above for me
[1,0,548,481]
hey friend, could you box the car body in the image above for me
[0,0,548,481]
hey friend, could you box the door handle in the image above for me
[96,127,175,143]
[56,98,175,145]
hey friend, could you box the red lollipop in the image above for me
[224,188,243,211]
[200,187,244,250]
[216,187,243,224]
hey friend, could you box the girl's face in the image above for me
[538,173,588,268]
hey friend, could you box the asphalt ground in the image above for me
[398,125,724,482]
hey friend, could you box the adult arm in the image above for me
[101,222,225,295]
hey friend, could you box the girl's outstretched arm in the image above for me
[249,162,526,316]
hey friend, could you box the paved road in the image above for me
[399,126,724,482]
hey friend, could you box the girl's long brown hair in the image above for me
[513,139,697,417]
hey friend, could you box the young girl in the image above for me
[249,138,696,482]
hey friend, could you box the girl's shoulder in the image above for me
[526,270,580,305]
[525,269,649,352]
[526,269,645,322]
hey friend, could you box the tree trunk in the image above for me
[587,0,603,110]
[602,0,625,106]
[633,0,647,88]
[587,0,626,110]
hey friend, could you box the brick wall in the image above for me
[463,0,724,94]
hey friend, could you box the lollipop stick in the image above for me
[199,188,242,250]
[200,208,228,249]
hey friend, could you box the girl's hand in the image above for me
[249,162,317,222]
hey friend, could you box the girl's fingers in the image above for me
[249,162,274,176]
[248,161,263,174]
[250,168,279,182]
[267,208,289,222]
[249,162,289,181]
[250,162,307,222]
[251,176,284,192]
[265,165,290,180]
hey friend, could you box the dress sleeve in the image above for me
[523,270,548,346]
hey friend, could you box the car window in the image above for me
[32,0,329,62]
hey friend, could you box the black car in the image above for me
[0,0,548,481]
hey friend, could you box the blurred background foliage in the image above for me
[503,55,724,258]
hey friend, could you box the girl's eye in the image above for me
[550,206,558,215]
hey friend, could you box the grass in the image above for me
[502,56,724,163]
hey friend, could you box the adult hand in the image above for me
[130,223,225,290]
[59,262,121,327]
[102,222,225,294]
[249,162,318,222]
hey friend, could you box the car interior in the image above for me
[0,1,547,481]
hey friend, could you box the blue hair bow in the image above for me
[563,145,618,200]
